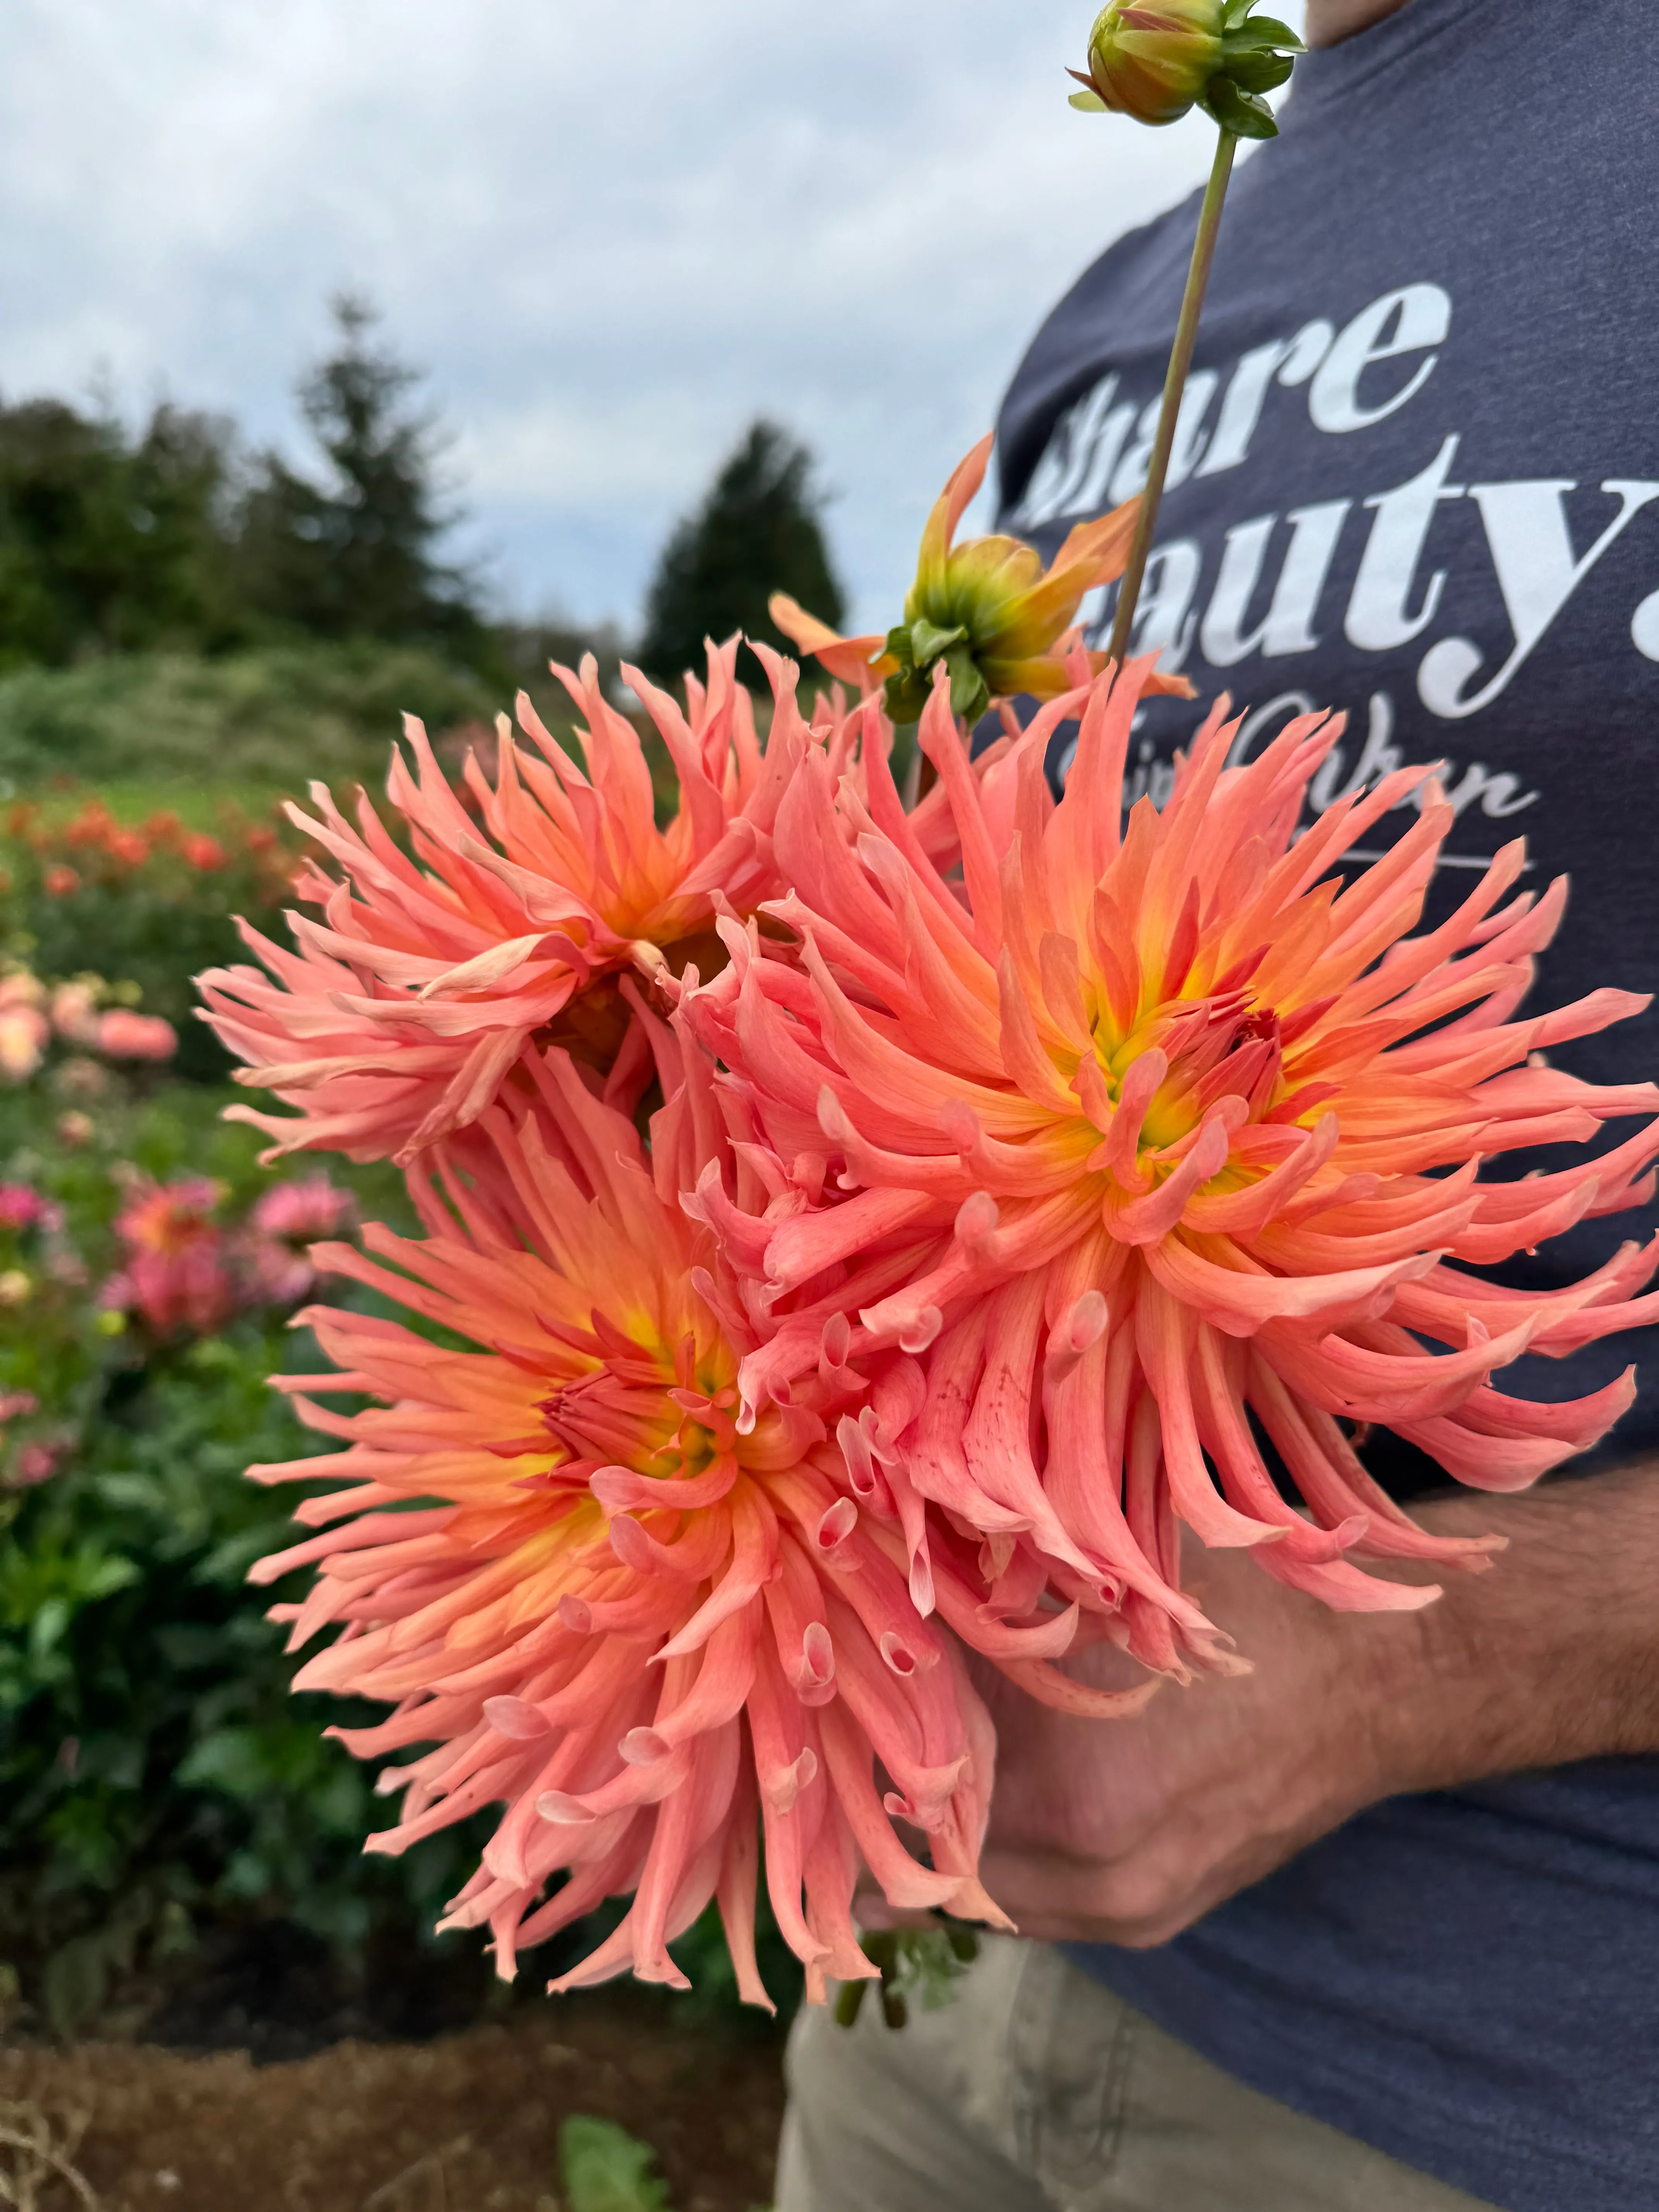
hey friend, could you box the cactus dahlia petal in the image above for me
[685,663,1659,1679]
[200,641,834,1170]
[246,1042,1018,2005]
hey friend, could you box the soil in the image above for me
[0,1934,787,2212]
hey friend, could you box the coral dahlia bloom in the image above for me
[200,642,822,1168]
[248,1046,1016,2004]
[685,664,1659,1676]
[771,436,1192,726]
[105,1176,236,1337]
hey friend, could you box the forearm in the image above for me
[1370,1464,1659,1795]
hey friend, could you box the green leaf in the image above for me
[908,618,967,665]
[1204,77,1280,137]
[559,2116,671,2212]
[1226,48,1296,93]
[176,1725,272,1799]
[1067,87,1108,113]
[43,1933,110,2039]
[945,648,990,727]
[1222,16,1304,52]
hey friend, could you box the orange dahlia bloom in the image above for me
[771,436,1192,726]
[684,664,1659,1678]
[247,1044,1066,2003]
[201,642,826,1168]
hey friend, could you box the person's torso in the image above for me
[995,3,1659,2205]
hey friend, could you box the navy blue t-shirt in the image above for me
[993,2,1659,2205]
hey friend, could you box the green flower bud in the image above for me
[1068,0,1303,141]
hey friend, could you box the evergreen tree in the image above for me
[235,294,483,656]
[0,397,235,670]
[637,420,845,684]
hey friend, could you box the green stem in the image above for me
[1106,127,1238,667]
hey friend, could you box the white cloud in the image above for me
[0,0,1300,632]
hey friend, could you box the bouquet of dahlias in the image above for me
[201,469,1659,2011]
[204,16,1659,2012]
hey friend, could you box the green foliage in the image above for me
[0,397,240,673]
[0,295,504,689]
[559,2117,671,2212]
[0,642,498,796]
[234,295,489,666]
[638,422,845,687]
[831,1920,979,2032]
[0,1076,448,2035]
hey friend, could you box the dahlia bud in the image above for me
[1069,0,1302,140]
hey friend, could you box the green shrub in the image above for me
[0,643,499,796]
[0,1077,455,2032]
[0,1072,802,2037]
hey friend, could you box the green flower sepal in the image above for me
[1069,0,1304,141]
[880,618,992,729]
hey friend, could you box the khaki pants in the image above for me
[777,1935,1494,2212]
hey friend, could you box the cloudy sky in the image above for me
[0,2,1302,635]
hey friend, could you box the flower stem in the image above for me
[1106,127,1238,668]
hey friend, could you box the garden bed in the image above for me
[0,1992,785,2212]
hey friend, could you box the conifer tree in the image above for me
[638,420,845,684]
[236,294,483,656]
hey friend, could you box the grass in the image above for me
[0,642,503,801]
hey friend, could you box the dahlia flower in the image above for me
[771,437,1191,728]
[685,663,1659,1676]
[104,1176,235,1338]
[247,1043,1056,2004]
[1069,2,1302,141]
[200,641,824,1169]
[235,1174,359,1307]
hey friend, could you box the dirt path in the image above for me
[0,2001,785,2212]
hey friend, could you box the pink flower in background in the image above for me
[106,1176,235,1337]
[249,1175,357,1243]
[0,1393,40,1423]
[0,1184,61,1234]
[96,1010,177,1061]
[181,833,228,871]
[686,661,1659,1677]
[235,1175,358,1308]
[49,982,102,1046]
[247,1046,1019,2006]
[42,864,79,897]
[199,640,831,1168]
[10,1441,65,1487]
[0,976,49,1083]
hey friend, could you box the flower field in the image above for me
[0,783,785,2062]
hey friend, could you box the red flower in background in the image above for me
[0,1184,61,1233]
[104,1176,235,1337]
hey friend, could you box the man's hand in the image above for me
[978,1467,1659,1948]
